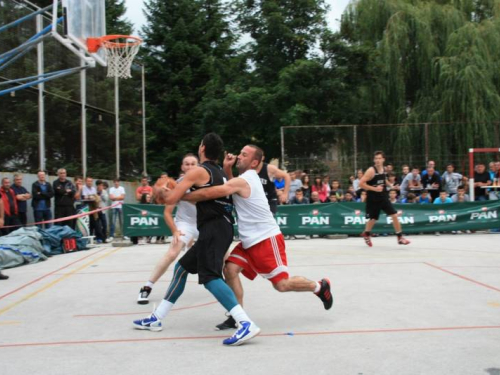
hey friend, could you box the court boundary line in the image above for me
[0,247,110,301]
[1,324,499,348]
[424,262,500,293]
[0,247,124,316]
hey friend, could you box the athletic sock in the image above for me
[314,282,321,294]
[364,231,371,236]
[204,278,239,312]
[396,232,403,238]
[163,262,188,304]
[154,300,174,320]
[229,304,251,323]
[145,281,154,288]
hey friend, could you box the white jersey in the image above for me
[174,177,197,224]
[233,170,281,249]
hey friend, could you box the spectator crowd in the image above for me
[276,160,500,206]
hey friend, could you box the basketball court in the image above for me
[1,234,499,375]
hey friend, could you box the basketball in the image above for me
[153,177,177,204]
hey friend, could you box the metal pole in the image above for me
[141,65,147,176]
[36,15,45,171]
[280,127,285,170]
[353,125,358,174]
[469,149,475,201]
[115,75,120,179]
[81,60,87,178]
[424,123,429,163]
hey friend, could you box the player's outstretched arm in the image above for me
[268,164,291,203]
[161,167,209,205]
[183,178,249,203]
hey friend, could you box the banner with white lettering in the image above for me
[123,201,500,237]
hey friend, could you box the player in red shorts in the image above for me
[184,144,333,330]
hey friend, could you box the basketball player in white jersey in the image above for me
[184,145,333,330]
[137,154,199,304]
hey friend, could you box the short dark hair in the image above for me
[113,178,120,182]
[421,189,428,194]
[141,176,148,180]
[446,163,454,168]
[457,185,465,190]
[96,180,104,186]
[247,144,264,163]
[295,189,302,194]
[374,151,385,158]
[202,133,223,161]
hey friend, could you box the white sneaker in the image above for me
[435,232,441,236]
[124,236,130,241]
[106,237,114,243]
[222,321,261,346]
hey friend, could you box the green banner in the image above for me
[123,201,500,237]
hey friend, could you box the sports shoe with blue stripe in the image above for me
[133,313,162,332]
[222,321,261,346]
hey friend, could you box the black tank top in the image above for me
[367,165,388,200]
[258,163,278,203]
[191,161,234,227]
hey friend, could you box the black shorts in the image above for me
[178,216,234,285]
[366,198,397,221]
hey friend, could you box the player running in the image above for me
[137,154,199,304]
[133,133,260,346]
[359,151,410,247]
[183,145,333,331]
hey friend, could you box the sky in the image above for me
[124,0,352,35]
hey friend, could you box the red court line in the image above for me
[1,325,500,348]
[73,301,218,317]
[116,280,198,284]
[289,261,422,268]
[433,266,500,269]
[424,262,500,293]
[54,270,157,275]
[0,247,110,301]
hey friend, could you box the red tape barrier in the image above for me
[1,203,121,229]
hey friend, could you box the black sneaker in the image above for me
[137,286,152,305]
[316,278,333,310]
[215,315,237,331]
[0,272,9,280]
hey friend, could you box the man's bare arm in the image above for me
[183,178,249,203]
[0,198,4,227]
[268,164,291,203]
[223,153,237,180]
[162,167,210,205]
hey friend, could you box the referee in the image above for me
[359,151,410,247]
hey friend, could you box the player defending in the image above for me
[257,156,290,212]
[184,145,333,331]
[133,133,260,346]
[137,154,199,304]
[359,151,410,247]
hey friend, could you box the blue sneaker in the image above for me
[222,321,260,346]
[133,313,162,332]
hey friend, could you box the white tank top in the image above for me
[233,170,281,248]
[174,177,197,225]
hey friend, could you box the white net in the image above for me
[101,37,141,79]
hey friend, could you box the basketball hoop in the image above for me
[87,35,142,79]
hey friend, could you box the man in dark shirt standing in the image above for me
[1,177,21,235]
[53,168,76,229]
[474,163,492,201]
[12,174,31,226]
[32,171,54,229]
[421,167,441,201]
[0,194,8,280]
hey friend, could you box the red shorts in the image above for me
[227,234,289,284]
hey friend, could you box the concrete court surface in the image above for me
[1,233,500,375]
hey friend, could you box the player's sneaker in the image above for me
[397,236,410,245]
[316,278,333,310]
[222,321,261,346]
[133,312,162,332]
[137,286,152,305]
[361,232,372,247]
[215,315,237,331]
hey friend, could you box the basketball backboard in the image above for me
[52,0,107,66]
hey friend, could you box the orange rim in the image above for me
[87,35,142,53]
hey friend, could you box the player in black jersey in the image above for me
[359,151,410,247]
[257,157,290,213]
[133,133,260,346]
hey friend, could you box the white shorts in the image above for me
[175,220,198,247]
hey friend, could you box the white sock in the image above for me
[154,300,174,320]
[145,281,154,288]
[229,304,251,323]
[314,282,321,294]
